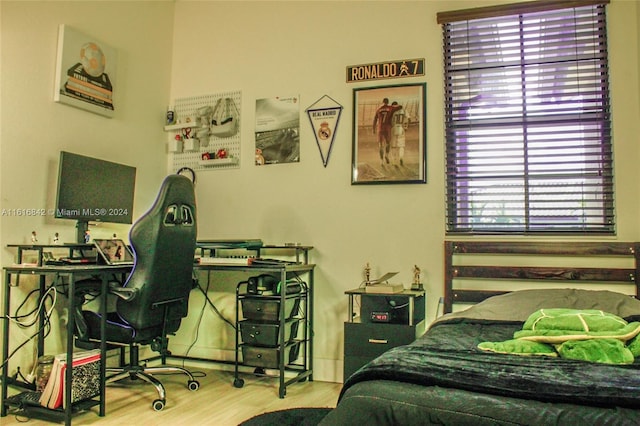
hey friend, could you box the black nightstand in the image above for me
[343,288,426,381]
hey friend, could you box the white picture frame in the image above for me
[53,25,117,118]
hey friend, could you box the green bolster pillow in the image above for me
[478,339,557,357]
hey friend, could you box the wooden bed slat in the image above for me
[452,290,508,303]
[453,266,635,283]
[450,241,637,256]
[444,241,640,314]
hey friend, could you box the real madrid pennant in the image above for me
[306,95,343,167]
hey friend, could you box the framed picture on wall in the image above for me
[53,25,117,118]
[351,83,426,184]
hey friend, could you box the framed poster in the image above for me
[254,95,300,165]
[54,25,117,118]
[351,83,426,184]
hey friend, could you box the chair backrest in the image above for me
[117,174,197,334]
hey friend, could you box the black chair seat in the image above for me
[81,311,165,345]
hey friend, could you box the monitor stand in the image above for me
[76,220,89,244]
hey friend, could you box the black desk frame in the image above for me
[1,259,131,425]
[2,243,315,423]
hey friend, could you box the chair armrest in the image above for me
[108,281,138,301]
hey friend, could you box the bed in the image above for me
[321,241,640,425]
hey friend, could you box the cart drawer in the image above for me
[242,342,300,369]
[241,297,300,321]
[240,319,300,347]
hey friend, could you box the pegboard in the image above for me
[167,90,241,172]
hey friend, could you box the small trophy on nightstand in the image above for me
[364,262,371,285]
[411,265,424,291]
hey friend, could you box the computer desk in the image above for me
[1,244,316,422]
[1,262,132,426]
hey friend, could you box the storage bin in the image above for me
[241,297,300,321]
[239,319,300,347]
[242,342,301,369]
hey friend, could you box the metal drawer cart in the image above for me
[234,264,313,398]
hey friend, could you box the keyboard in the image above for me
[197,257,254,265]
[250,258,299,266]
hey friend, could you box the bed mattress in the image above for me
[321,289,640,425]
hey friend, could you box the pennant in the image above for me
[306,95,343,167]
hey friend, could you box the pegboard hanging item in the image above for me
[210,97,239,138]
[168,90,241,172]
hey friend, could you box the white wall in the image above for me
[167,0,640,383]
[0,0,175,362]
[1,0,639,385]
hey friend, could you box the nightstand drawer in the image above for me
[344,322,419,357]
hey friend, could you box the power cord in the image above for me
[194,273,235,329]
[0,286,54,372]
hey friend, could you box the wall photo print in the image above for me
[352,83,426,184]
[255,96,300,165]
[54,25,117,118]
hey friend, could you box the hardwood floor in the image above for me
[2,367,342,425]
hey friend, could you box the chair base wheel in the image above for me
[188,380,200,391]
[152,399,165,411]
[233,378,244,388]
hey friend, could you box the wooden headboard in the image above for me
[444,241,640,314]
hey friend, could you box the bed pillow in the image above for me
[514,308,640,343]
[434,288,640,325]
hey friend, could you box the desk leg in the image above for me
[308,268,314,382]
[37,276,46,356]
[278,268,286,399]
[64,275,76,426]
[1,270,11,417]
[99,275,107,417]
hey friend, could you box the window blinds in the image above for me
[441,2,613,234]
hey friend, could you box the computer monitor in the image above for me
[54,151,136,243]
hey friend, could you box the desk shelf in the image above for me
[4,391,100,423]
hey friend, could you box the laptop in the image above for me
[94,239,135,266]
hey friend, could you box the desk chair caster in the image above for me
[233,377,244,388]
[153,399,165,411]
[151,380,199,411]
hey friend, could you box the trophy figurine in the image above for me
[411,265,424,291]
[364,262,371,285]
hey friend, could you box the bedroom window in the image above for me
[438,1,613,235]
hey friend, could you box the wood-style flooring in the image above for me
[2,367,342,425]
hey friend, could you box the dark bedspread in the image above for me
[340,317,640,408]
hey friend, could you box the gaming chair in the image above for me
[74,174,199,411]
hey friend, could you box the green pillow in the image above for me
[514,308,640,343]
[478,339,557,357]
[556,338,634,364]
